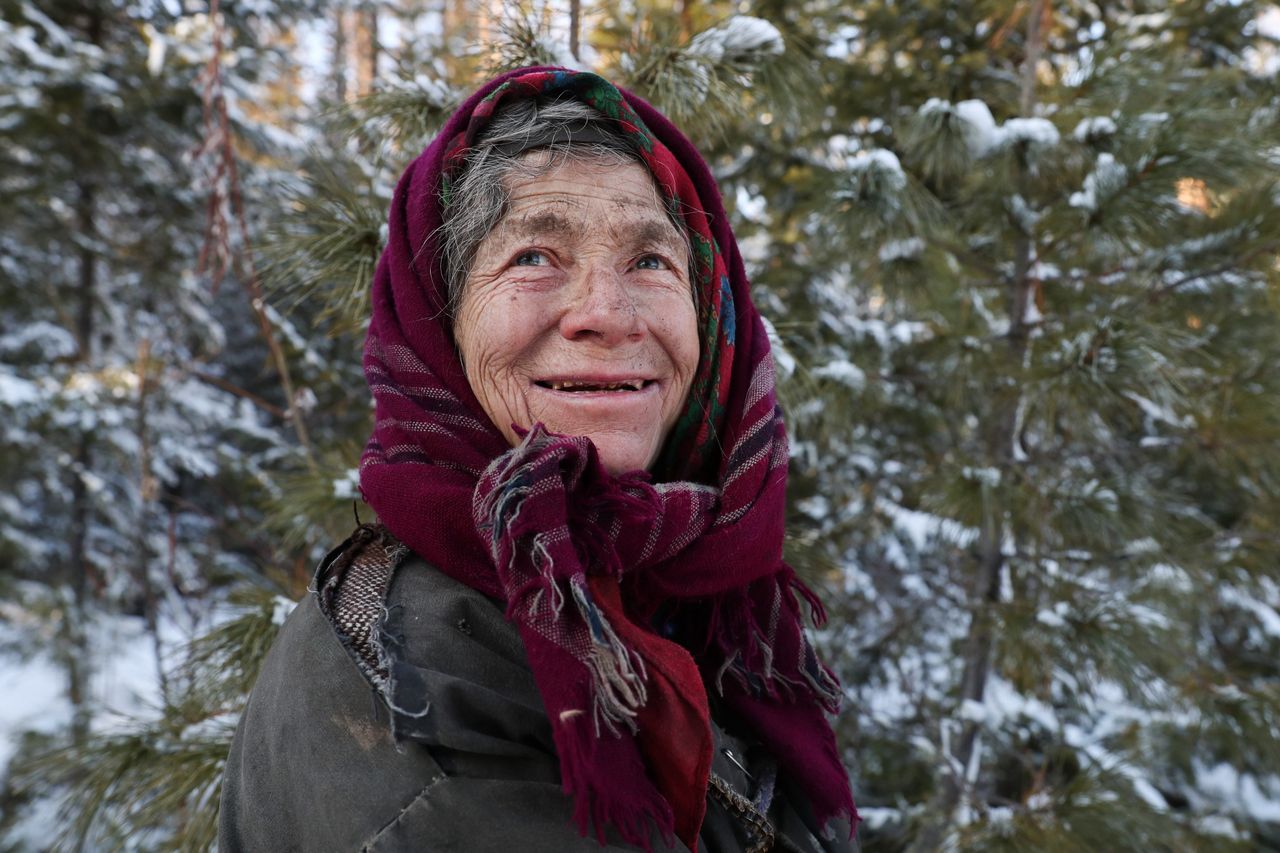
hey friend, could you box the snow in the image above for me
[689,16,784,63]
[977,676,1059,727]
[78,469,107,495]
[1195,762,1280,822]
[1023,294,1043,325]
[1123,390,1193,429]
[843,314,931,348]
[1073,115,1118,142]
[734,185,768,222]
[3,4,1277,846]
[877,498,980,550]
[1131,535,1162,555]
[1069,153,1128,212]
[952,99,1000,156]
[987,806,1016,834]
[959,698,988,723]
[1007,194,1041,232]
[1127,604,1171,630]
[8,24,75,74]
[1142,562,1191,592]
[919,98,1060,156]
[878,237,924,263]
[1260,6,1280,39]
[760,316,795,378]
[1124,11,1172,29]
[535,34,582,71]
[0,650,66,771]
[0,609,184,771]
[262,302,326,370]
[854,807,900,829]
[1153,230,1244,269]
[812,358,866,389]
[1132,777,1172,810]
[796,495,830,520]
[1076,478,1118,511]
[1036,604,1068,628]
[332,468,360,500]
[1219,586,1280,638]
[1195,814,1250,841]
[19,3,72,49]
[1001,117,1061,147]
[0,370,40,406]
[271,595,297,627]
[823,24,862,60]
[292,386,318,413]
[847,148,907,191]
[962,466,1001,487]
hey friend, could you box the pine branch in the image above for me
[325,72,459,154]
[260,156,386,339]
[604,12,796,144]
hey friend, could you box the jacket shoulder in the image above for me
[218,527,445,852]
[312,523,411,689]
[313,523,535,704]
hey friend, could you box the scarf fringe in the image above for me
[698,577,841,713]
[481,429,655,737]
[555,719,675,852]
[477,424,846,838]
[572,578,648,736]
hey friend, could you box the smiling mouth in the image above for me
[535,379,654,392]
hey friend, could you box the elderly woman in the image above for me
[219,67,858,852]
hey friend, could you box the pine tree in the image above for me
[718,1,1280,848]
[0,0,320,845]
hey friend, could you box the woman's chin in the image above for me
[585,433,658,476]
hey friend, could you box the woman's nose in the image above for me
[558,264,644,346]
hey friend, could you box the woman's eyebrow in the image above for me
[504,210,581,241]
[499,209,683,254]
[629,219,683,251]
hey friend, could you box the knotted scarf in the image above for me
[359,67,858,850]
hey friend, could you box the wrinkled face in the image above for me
[454,156,700,475]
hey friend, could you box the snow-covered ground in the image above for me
[0,607,182,773]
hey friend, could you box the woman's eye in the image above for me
[634,254,666,271]
[514,250,550,267]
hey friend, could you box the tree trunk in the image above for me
[911,4,1045,847]
[678,0,694,42]
[332,0,348,102]
[133,338,168,703]
[1020,0,1048,116]
[356,2,378,97]
[65,177,98,745]
[569,0,581,61]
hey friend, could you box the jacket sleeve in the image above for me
[218,553,680,852]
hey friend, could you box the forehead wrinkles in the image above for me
[497,194,682,252]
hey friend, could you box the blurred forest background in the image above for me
[2,0,1279,849]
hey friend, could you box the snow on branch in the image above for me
[1069,153,1128,212]
[688,16,784,64]
[919,98,1060,158]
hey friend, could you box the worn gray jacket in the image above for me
[219,527,856,852]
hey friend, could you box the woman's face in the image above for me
[454,156,700,475]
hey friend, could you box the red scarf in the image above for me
[359,67,857,849]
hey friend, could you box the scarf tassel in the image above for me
[571,577,649,736]
[554,719,676,852]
